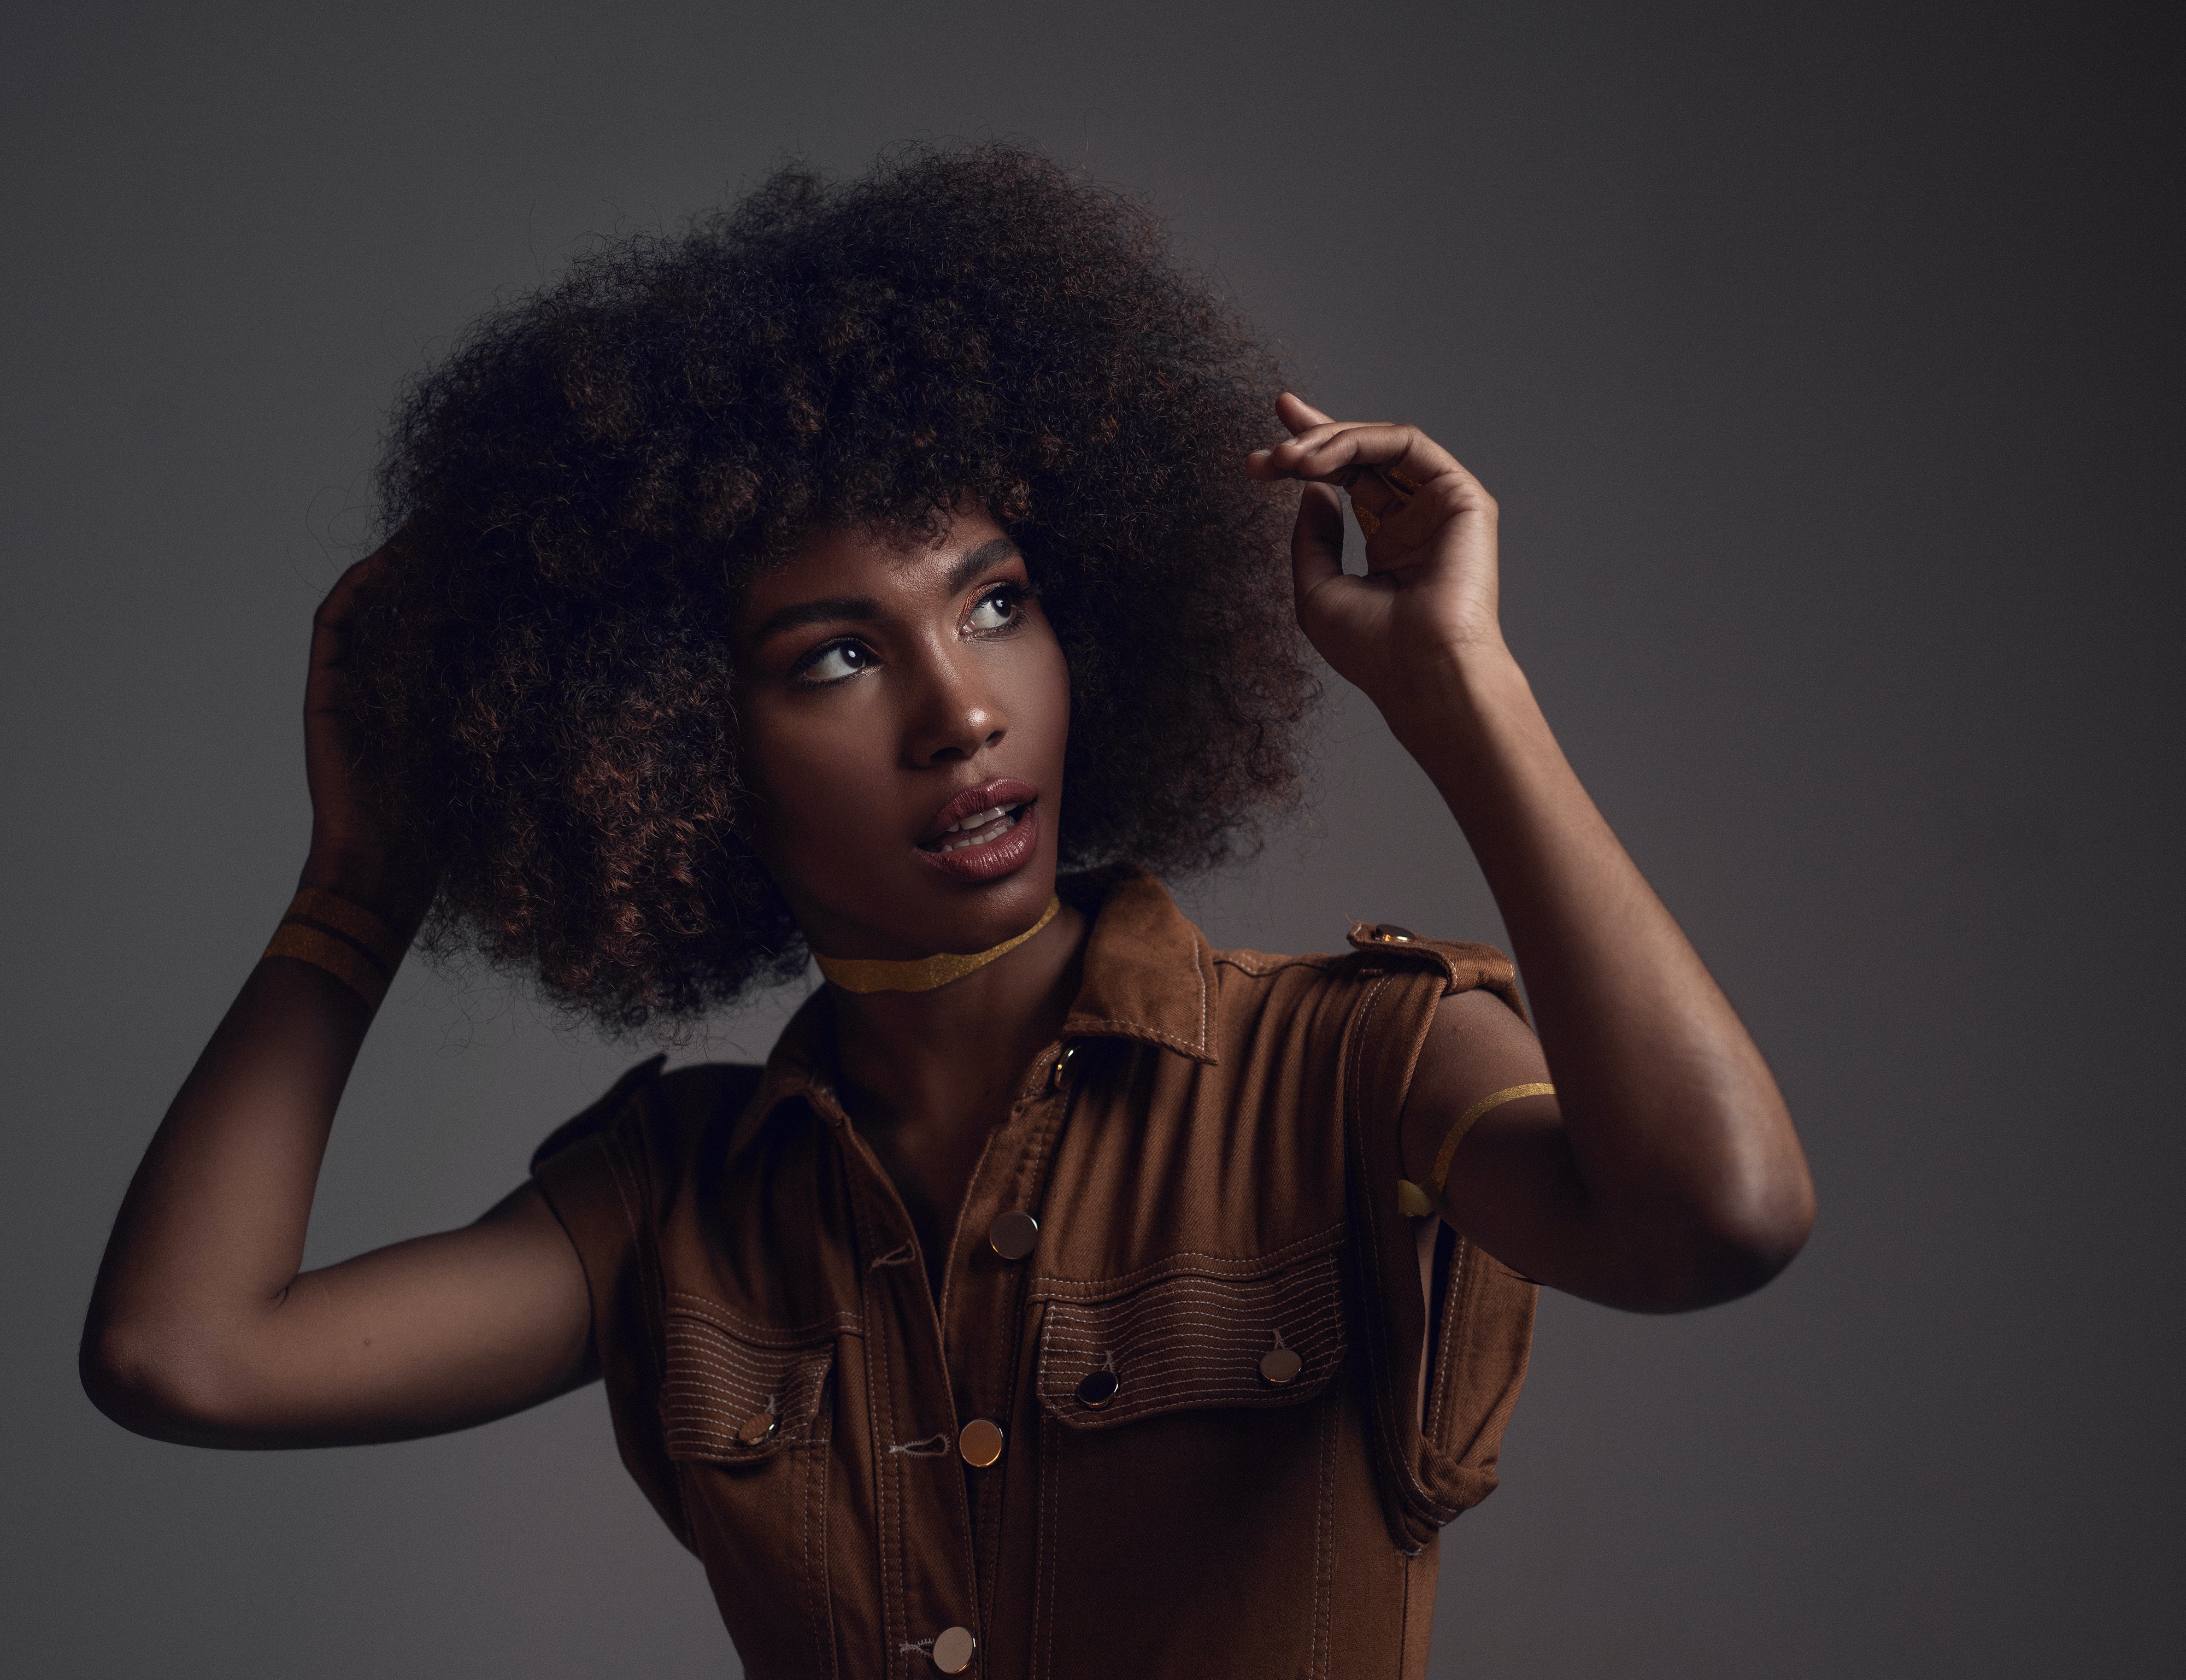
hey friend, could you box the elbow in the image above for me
[79,1314,253,1445]
[1690,1197,1814,1308]
[1657,1169,1818,1312]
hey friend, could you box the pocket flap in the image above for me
[660,1294,836,1465]
[1035,1243,1347,1430]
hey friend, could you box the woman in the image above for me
[81,146,1813,1677]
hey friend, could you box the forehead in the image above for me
[742,508,1016,621]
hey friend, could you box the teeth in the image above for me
[933,805,1023,853]
[945,804,1010,834]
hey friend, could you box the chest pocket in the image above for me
[1025,1232,1348,1680]
[659,1292,837,1464]
[656,1294,844,1678]
[1032,1235,1347,1426]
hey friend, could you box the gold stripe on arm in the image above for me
[1426,1082,1557,1200]
[289,887,411,972]
[263,923,392,1011]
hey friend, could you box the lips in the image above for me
[916,777,1041,883]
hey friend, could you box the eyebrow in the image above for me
[943,536,1023,596]
[750,537,1024,645]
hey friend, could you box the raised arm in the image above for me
[1249,395,1814,1313]
[80,549,595,1447]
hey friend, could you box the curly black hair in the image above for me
[348,142,1316,1032]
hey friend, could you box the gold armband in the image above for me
[1396,1082,1557,1216]
[260,889,410,1011]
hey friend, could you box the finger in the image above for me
[1276,391,1335,435]
[309,569,373,696]
[1259,424,1454,543]
[1260,417,1388,460]
[1289,482,1347,613]
[1245,417,1392,482]
[309,528,412,678]
[1368,467,1498,553]
[313,561,365,626]
[1282,422,1466,490]
[314,521,418,627]
[1247,404,1359,478]
[1257,425,1426,503]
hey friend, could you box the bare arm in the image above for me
[1251,396,1815,1313]
[80,551,595,1447]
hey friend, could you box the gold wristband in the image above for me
[287,887,410,972]
[263,922,392,1010]
[1397,1082,1558,1215]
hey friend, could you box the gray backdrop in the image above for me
[5,2,2177,1675]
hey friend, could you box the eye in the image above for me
[792,639,878,685]
[967,585,1022,632]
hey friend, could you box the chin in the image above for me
[787,813,1061,960]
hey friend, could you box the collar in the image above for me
[1054,865,1219,1065]
[723,866,1220,1166]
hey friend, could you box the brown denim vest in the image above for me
[532,869,1537,1679]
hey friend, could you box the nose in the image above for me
[905,641,1006,768]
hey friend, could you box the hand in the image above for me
[298,533,436,924]
[1245,393,1505,707]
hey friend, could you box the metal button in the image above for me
[957,1418,1004,1467]
[1260,1334,1303,1387]
[1076,1367,1119,1409]
[1049,1043,1078,1089]
[986,1209,1039,1260]
[736,1409,778,1446]
[931,1625,977,1673]
[1372,923,1417,943]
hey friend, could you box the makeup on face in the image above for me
[736,511,1072,961]
[916,777,1041,882]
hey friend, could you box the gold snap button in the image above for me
[1260,1332,1303,1387]
[957,1418,1004,1467]
[931,1625,977,1673]
[986,1209,1039,1261]
[1076,1367,1119,1409]
[1372,923,1417,943]
[1049,1044,1078,1089]
[736,1409,778,1446]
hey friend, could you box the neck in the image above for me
[814,896,1061,992]
[827,902,1086,1132]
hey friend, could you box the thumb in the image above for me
[1290,481,1347,621]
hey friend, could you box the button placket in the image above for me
[835,1113,985,1680]
[937,1043,1082,1654]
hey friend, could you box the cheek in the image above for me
[1020,631,1073,766]
[741,700,892,867]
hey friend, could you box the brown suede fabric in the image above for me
[532,869,1537,1679]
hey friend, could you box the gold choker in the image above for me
[814,896,1063,994]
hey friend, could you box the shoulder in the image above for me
[1192,924,1525,1125]
[1207,921,1522,1018]
[530,1056,765,1177]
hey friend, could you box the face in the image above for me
[736,507,1071,961]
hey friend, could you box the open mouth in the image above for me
[916,777,1042,882]
[920,801,1030,855]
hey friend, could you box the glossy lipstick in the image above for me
[916,778,1040,883]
